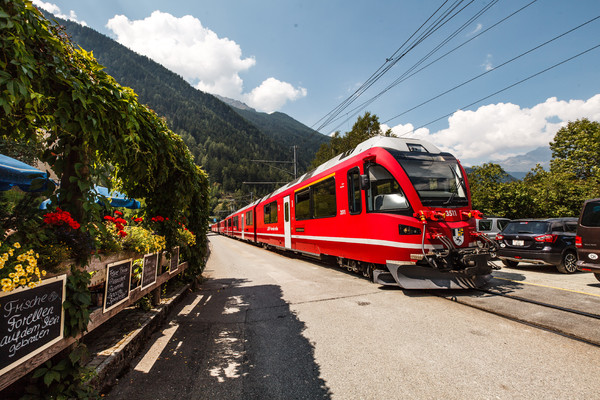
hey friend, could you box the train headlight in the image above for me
[398,224,422,235]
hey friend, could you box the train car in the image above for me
[227,201,258,241]
[224,136,495,289]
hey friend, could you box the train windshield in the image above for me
[394,153,468,207]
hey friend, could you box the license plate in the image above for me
[512,240,525,246]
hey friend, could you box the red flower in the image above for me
[44,208,80,230]
[114,211,123,216]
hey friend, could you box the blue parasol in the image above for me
[40,185,141,210]
[94,185,141,209]
[0,154,53,192]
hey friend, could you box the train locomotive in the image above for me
[211,136,495,289]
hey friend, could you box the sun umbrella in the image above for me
[39,185,141,210]
[0,154,53,192]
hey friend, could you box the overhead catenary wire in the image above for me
[396,43,600,137]
[311,0,456,130]
[325,0,507,133]
[383,14,600,125]
[328,0,537,131]
[313,0,476,132]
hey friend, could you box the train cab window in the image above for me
[348,168,362,214]
[366,165,410,213]
[263,201,278,224]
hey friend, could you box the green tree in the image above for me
[467,163,539,219]
[550,118,600,180]
[468,163,511,215]
[310,112,393,168]
[468,119,600,219]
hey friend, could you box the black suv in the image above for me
[496,218,578,273]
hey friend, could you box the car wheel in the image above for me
[502,260,519,268]
[556,251,578,274]
[594,273,600,282]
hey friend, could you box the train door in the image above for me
[241,214,245,240]
[284,195,291,249]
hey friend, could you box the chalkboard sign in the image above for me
[141,253,158,289]
[0,275,66,377]
[169,247,180,274]
[103,259,132,312]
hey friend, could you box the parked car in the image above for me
[495,217,578,273]
[476,217,511,240]
[575,198,600,282]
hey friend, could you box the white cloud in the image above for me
[389,94,600,166]
[32,0,87,26]
[243,78,307,114]
[383,122,430,138]
[468,23,483,36]
[106,11,306,112]
[482,54,493,71]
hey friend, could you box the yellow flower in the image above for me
[14,242,20,249]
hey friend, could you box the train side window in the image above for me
[347,168,362,215]
[233,216,239,229]
[366,165,410,213]
[295,188,311,220]
[313,177,336,218]
[263,201,278,224]
[245,210,253,226]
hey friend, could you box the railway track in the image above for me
[428,278,600,347]
[473,285,600,320]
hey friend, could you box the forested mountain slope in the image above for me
[46,13,328,200]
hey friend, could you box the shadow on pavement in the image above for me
[105,278,331,400]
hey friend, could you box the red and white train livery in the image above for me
[211,136,495,289]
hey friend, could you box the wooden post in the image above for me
[151,286,161,306]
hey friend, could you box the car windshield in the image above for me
[394,152,468,207]
[502,221,549,235]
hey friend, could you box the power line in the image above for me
[313,0,476,132]
[397,43,600,137]
[326,0,507,133]
[384,14,600,124]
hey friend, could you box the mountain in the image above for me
[494,146,552,179]
[44,12,328,198]
[214,96,329,172]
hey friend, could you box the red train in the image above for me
[211,136,495,289]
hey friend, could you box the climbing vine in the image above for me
[1,0,209,395]
[0,0,210,273]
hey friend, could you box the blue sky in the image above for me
[33,0,600,167]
